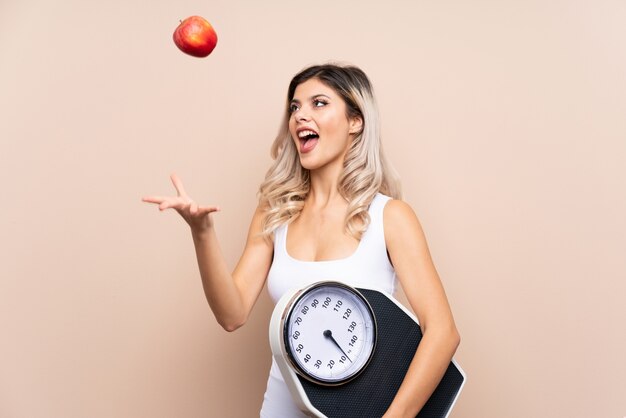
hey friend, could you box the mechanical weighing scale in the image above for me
[270,281,466,418]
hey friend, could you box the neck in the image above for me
[307,162,345,208]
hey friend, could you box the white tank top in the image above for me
[261,193,398,417]
[267,193,397,303]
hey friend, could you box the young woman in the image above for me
[143,64,460,417]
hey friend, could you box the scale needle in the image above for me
[323,330,352,362]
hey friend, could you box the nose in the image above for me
[293,106,311,122]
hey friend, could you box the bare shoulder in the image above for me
[383,199,424,235]
[252,201,270,220]
[246,201,273,245]
[382,199,430,259]
[383,199,416,218]
[250,199,274,224]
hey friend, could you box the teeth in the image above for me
[298,130,317,139]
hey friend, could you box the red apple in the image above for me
[173,16,218,58]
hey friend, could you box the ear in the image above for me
[349,116,363,134]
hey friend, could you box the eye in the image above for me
[313,99,328,107]
[289,103,299,113]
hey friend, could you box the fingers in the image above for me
[170,173,188,197]
[143,195,219,215]
[190,201,198,214]
[197,205,221,215]
[142,196,166,204]
[189,202,220,216]
[143,174,220,216]
[158,201,176,211]
[142,196,182,211]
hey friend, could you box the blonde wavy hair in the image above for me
[258,63,401,240]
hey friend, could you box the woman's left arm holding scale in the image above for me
[382,199,461,418]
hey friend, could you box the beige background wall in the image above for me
[1,0,624,417]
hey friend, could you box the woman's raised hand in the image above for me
[142,173,220,233]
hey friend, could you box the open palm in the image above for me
[142,173,220,232]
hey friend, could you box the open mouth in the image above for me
[297,129,319,153]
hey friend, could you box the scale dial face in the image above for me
[283,281,377,386]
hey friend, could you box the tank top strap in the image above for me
[274,223,288,256]
[358,193,392,259]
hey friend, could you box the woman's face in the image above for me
[288,78,362,172]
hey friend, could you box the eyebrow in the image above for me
[290,94,331,104]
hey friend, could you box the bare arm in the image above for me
[191,204,273,331]
[143,174,273,332]
[382,200,461,418]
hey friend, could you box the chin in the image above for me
[299,158,319,171]
[297,154,323,170]
[299,151,347,172]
